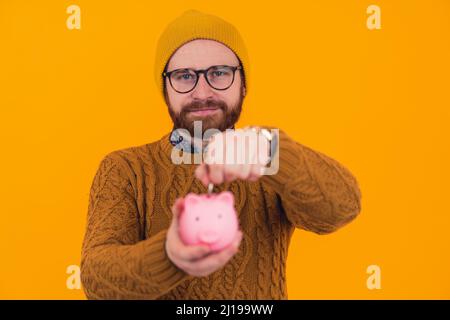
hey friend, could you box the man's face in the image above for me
[165,39,246,135]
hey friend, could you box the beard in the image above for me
[167,88,244,136]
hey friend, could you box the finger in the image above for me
[202,165,211,187]
[233,230,244,248]
[179,245,212,262]
[248,164,263,181]
[171,198,184,221]
[223,164,239,183]
[168,224,212,262]
[208,164,224,185]
[192,231,243,271]
[172,258,199,276]
[195,164,210,186]
[177,260,211,278]
[226,230,243,255]
[168,199,184,235]
[228,230,243,250]
[179,231,243,277]
[247,173,259,182]
[169,240,212,262]
[192,245,237,272]
[236,163,251,180]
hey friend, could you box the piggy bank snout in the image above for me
[198,230,220,244]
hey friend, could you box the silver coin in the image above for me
[207,183,214,194]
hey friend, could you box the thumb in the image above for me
[171,198,185,223]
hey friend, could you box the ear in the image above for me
[184,193,201,206]
[217,191,234,205]
[242,86,247,97]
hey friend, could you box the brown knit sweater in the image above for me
[80,128,362,299]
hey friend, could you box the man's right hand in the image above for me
[165,198,243,277]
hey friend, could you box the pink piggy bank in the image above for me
[178,191,239,252]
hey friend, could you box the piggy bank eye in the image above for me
[195,216,199,221]
[218,214,222,219]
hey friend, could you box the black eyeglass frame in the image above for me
[162,65,243,94]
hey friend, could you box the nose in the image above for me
[191,73,214,100]
[198,230,219,244]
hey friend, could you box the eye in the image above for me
[218,214,222,219]
[195,216,200,221]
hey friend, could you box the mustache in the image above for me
[182,99,227,113]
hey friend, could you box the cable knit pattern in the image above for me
[80,128,362,299]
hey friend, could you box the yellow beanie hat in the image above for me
[154,10,250,98]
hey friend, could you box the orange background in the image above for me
[1,0,449,299]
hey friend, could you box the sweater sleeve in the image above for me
[260,129,362,234]
[80,154,191,299]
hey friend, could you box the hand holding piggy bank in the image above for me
[178,191,239,252]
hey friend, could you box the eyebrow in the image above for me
[166,65,237,73]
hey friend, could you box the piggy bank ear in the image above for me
[185,193,201,206]
[217,191,234,205]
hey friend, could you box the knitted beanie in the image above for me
[154,10,250,98]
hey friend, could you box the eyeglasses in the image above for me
[163,65,242,94]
